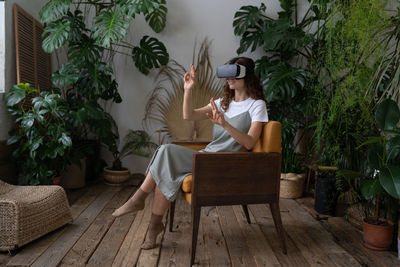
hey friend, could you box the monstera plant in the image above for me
[39,0,169,178]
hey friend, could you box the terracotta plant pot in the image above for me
[53,176,62,185]
[363,217,394,251]
[103,167,130,186]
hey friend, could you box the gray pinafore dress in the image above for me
[146,102,255,201]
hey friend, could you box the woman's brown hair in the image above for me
[220,57,265,112]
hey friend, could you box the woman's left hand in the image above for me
[207,98,226,127]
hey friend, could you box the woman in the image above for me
[112,57,268,249]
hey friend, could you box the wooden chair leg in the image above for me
[242,205,251,224]
[190,206,201,266]
[169,200,176,232]
[269,202,287,254]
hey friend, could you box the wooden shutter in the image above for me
[14,4,52,91]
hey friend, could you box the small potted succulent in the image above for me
[103,129,157,185]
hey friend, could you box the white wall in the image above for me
[113,0,287,173]
[0,0,51,140]
[0,0,312,173]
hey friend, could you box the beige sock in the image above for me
[112,188,149,217]
[141,214,164,249]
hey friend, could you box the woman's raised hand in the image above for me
[207,98,226,127]
[183,64,196,91]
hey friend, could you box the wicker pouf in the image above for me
[280,173,306,199]
[0,180,73,251]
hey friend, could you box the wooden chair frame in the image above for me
[169,141,287,265]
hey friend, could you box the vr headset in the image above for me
[216,64,247,79]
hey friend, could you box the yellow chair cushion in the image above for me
[183,192,192,205]
[179,121,281,200]
[181,174,192,193]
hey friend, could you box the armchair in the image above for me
[170,121,287,265]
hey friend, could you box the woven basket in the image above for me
[280,173,305,199]
[0,180,73,251]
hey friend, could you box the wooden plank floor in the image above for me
[1,180,398,267]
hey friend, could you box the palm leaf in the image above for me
[39,0,72,24]
[143,39,223,143]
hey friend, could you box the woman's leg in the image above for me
[141,186,170,249]
[111,172,156,217]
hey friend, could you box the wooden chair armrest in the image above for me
[172,141,209,150]
[192,152,281,198]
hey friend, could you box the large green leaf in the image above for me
[68,36,102,64]
[145,5,167,33]
[367,143,384,170]
[3,85,26,107]
[52,62,80,87]
[379,166,400,199]
[233,4,266,36]
[262,18,291,51]
[278,0,295,19]
[42,19,71,53]
[237,30,264,54]
[92,5,130,48]
[59,133,72,147]
[361,178,382,200]
[39,0,72,24]
[132,0,163,15]
[387,136,400,162]
[262,62,306,102]
[132,36,169,74]
[375,99,400,131]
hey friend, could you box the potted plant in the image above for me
[3,84,72,185]
[103,129,157,186]
[359,99,400,250]
[279,117,306,199]
[39,0,170,183]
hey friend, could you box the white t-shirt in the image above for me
[209,97,269,123]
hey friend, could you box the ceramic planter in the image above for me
[363,217,394,251]
[103,167,130,186]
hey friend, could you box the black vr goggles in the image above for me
[216,64,247,79]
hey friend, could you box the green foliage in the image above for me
[108,129,157,170]
[309,0,390,168]
[91,4,130,48]
[3,84,72,185]
[361,99,400,200]
[38,0,169,168]
[145,4,168,33]
[132,36,169,75]
[233,0,324,172]
[39,0,72,24]
[42,18,71,53]
[40,0,169,74]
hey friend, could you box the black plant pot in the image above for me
[314,171,339,216]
